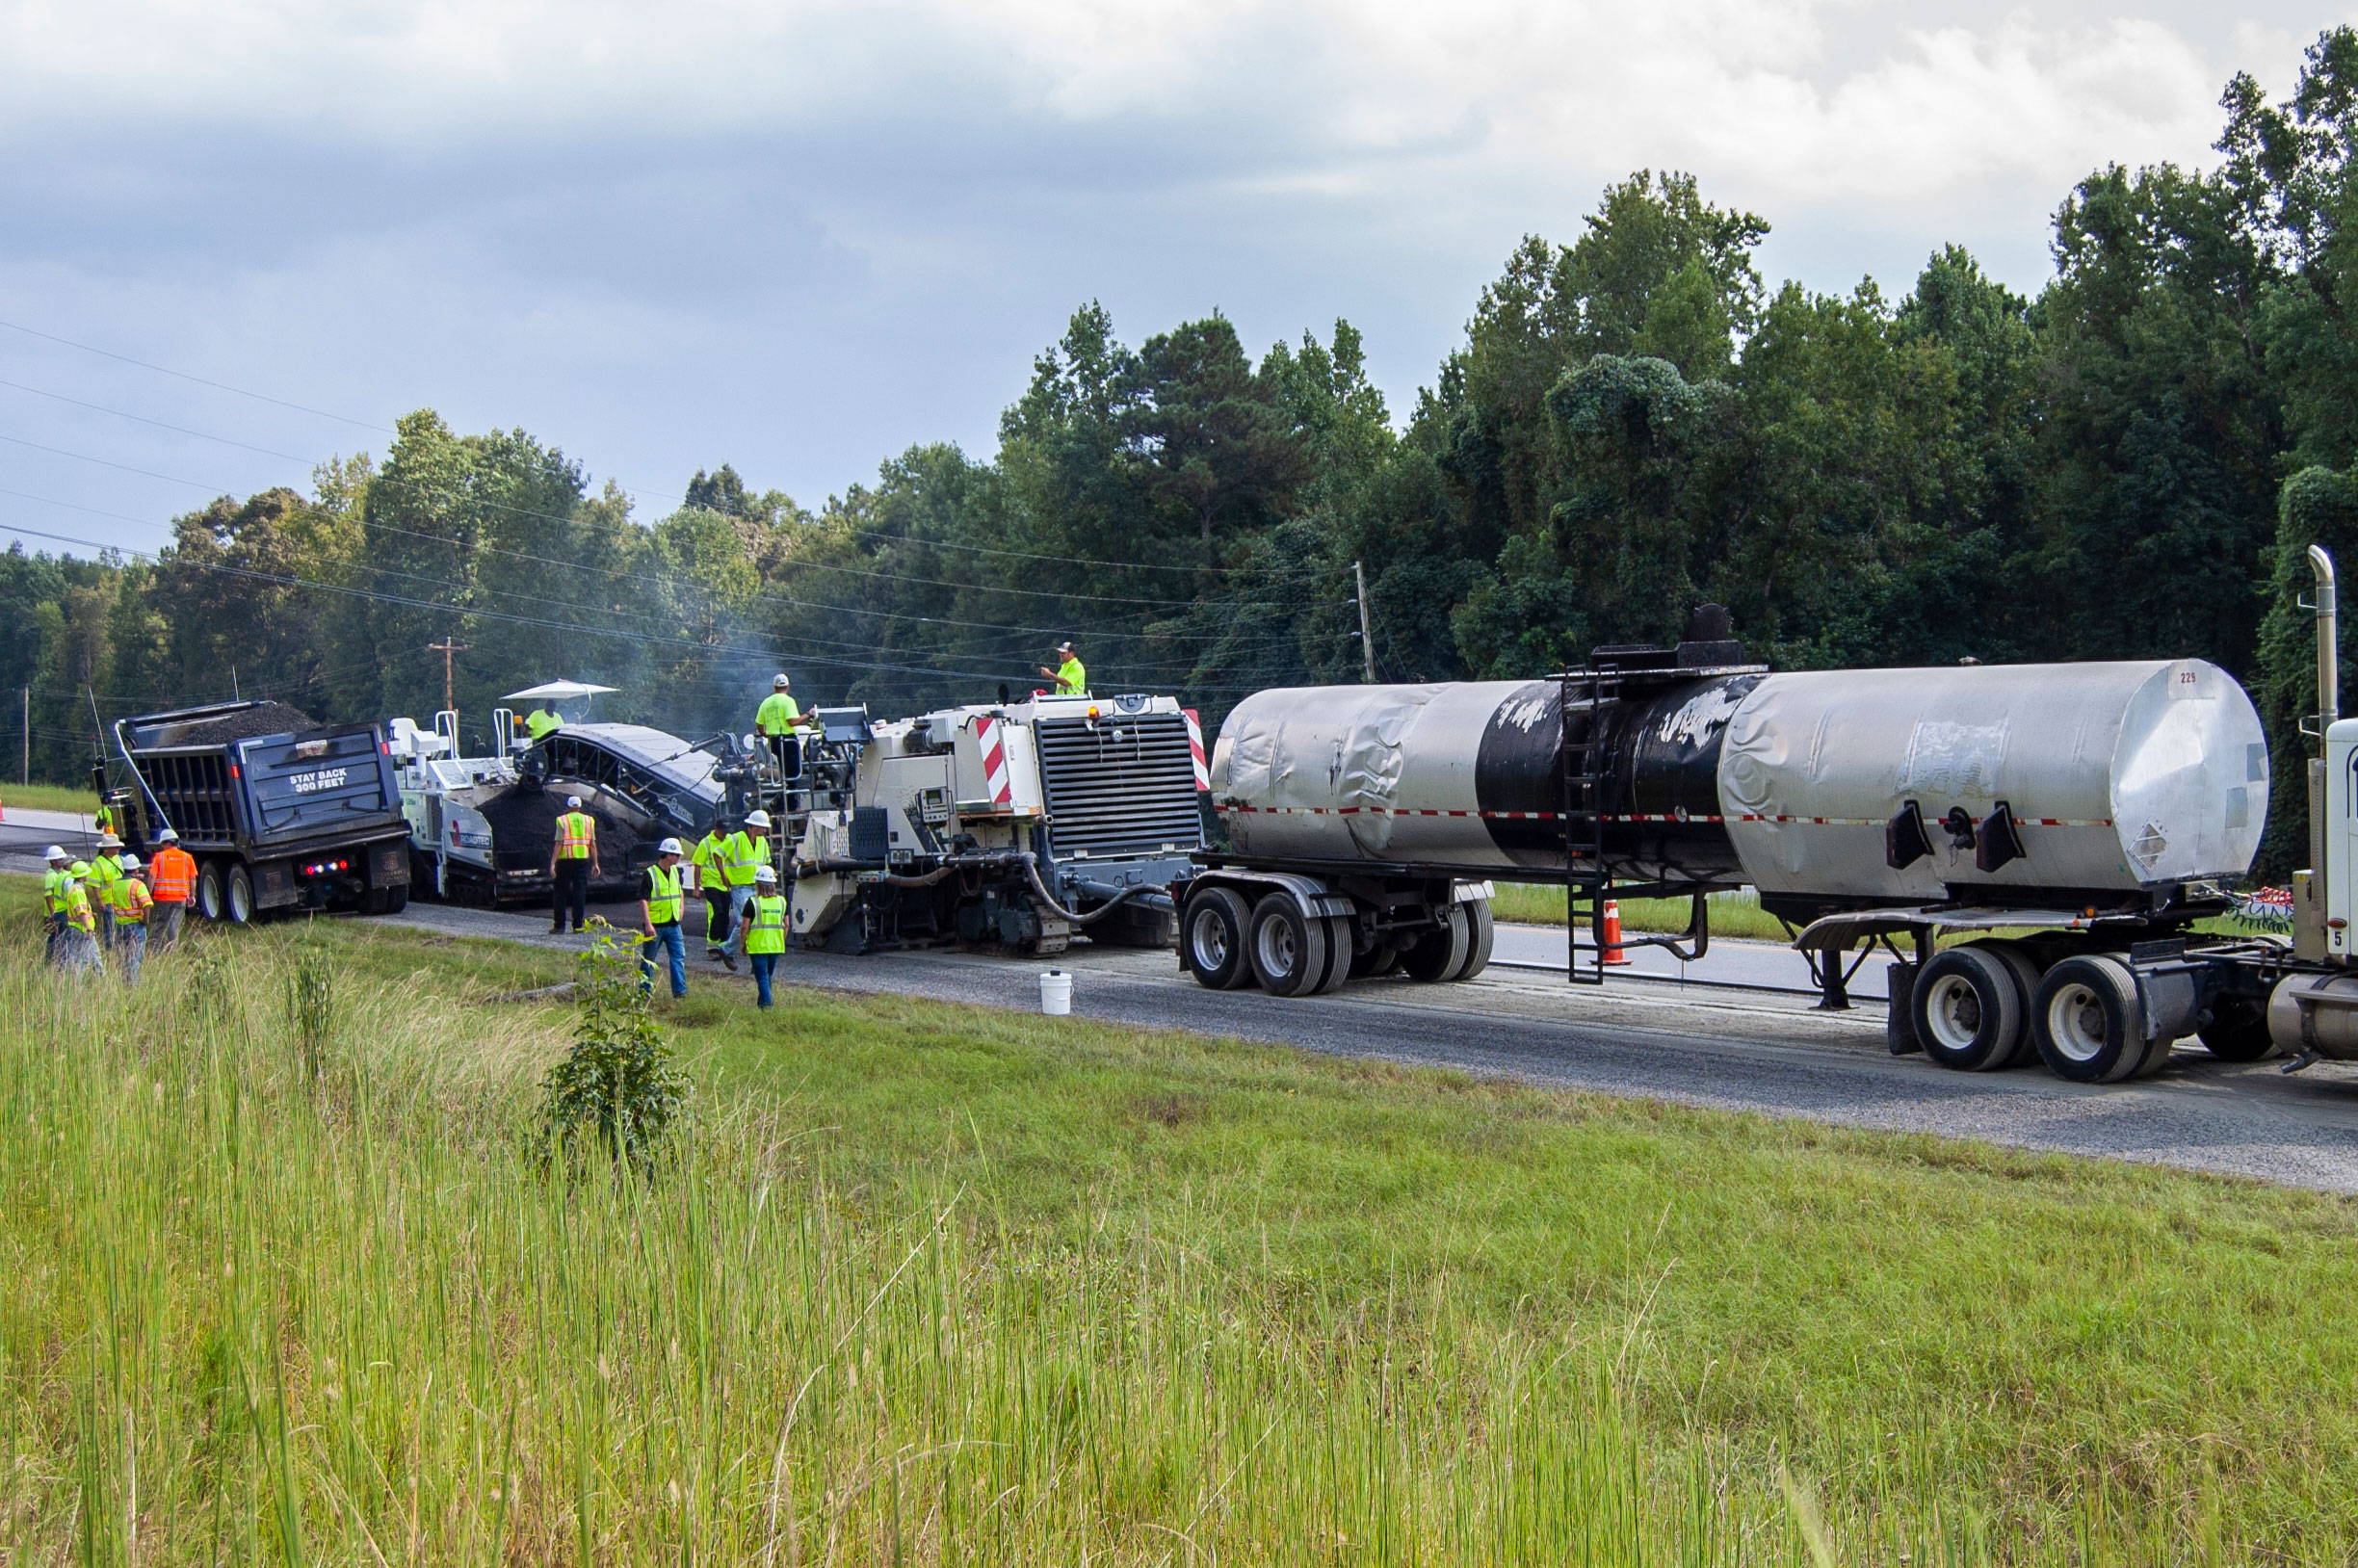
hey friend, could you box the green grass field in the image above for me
[0,781,99,817]
[1488,882,1792,940]
[5,880,2357,1563]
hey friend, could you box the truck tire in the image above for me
[1182,887,1255,990]
[1247,893,1329,997]
[196,861,226,922]
[1972,940,2044,1067]
[382,885,408,915]
[1911,947,2026,1071]
[2197,995,2278,1061]
[1454,900,1495,982]
[1310,915,1355,994]
[1402,903,1471,983]
[1885,962,1923,1055]
[2031,955,2149,1083]
[1351,943,1402,978]
[226,865,256,926]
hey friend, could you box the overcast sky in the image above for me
[0,0,2346,559]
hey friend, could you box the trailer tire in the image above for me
[1310,915,1355,994]
[2031,955,2147,1083]
[196,861,226,923]
[1182,887,1255,990]
[226,865,255,926]
[1971,940,2044,1067]
[1912,947,2025,1071]
[2197,995,2278,1061]
[1455,900,1495,982]
[1248,894,1329,997]
[1402,903,1471,983]
[1351,943,1402,978]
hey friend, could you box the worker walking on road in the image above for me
[718,811,771,969]
[548,796,600,934]
[640,837,689,999]
[39,847,72,966]
[146,828,196,951]
[755,674,809,776]
[1039,640,1087,695]
[86,835,122,949]
[734,864,787,1008]
[107,854,154,987]
[692,822,733,962]
[57,864,105,978]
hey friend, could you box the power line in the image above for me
[0,317,390,433]
[0,378,320,463]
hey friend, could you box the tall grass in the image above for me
[0,928,2305,1563]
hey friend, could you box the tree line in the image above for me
[14,30,2358,872]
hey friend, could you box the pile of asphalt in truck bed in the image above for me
[141,702,322,749]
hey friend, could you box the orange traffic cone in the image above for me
[1601,899,1631,965]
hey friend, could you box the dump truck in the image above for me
[108,700,412,923]
[777,691,1209,954]
[1176,560,2358,1085]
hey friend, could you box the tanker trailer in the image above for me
[1174,594,2358,1088]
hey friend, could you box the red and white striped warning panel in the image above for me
[1182,707,1210,792]
[975,715,1013,805]
[1218,804,2111,827]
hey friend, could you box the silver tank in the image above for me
[1210,657,2267,902]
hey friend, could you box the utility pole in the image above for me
[1352,560,1376,684]
[427,638,469,724]
[20,686,27,786]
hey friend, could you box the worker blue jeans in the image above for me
[640,924,686,997]
[749,953,777,1008]
[117,924,146,987]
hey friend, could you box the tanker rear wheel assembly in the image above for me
[1182,887,1255,990]
[1247,894,1333,997]
[2031,955,2169,1084]
[1910,942,2038,1072]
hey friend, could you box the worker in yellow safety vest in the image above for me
[719,810,771,968]
[106,854,154,987]
[691,823,734,962]
[39,846,72,965]
[1039,640,1087,694]
[525,704,563,743]
[639,837,688,999]
[57,864,105,977]
[547,795,601,934]
[732,864,788,1008]
[85,835,123,949]
[754,673,810,776]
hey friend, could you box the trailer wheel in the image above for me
[1402,904,1471,983]
[1247,894,1330,997]
[226,865,255,926]
[2196,995,2278,1061]
[196,861,226,922]
[1911,947,2026,1071]
[1455,900,1495,982]
[1309,915,1355,995]
[1350,943,1402,978]
[2030,955,2148,1083]
[1182,888,1255,990]
[1970,940,2044,1067]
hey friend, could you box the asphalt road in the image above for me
[364,895,2358,1196]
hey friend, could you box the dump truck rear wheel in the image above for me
[196,862,226,922]
[226,865,255,926]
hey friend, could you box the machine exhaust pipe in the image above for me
[2300,545,2340,963]
[2311,544,2338,734]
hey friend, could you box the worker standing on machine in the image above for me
[718,811,772,967]
[107,854,154,987]
[1039,640,1087,694]
[548,795,601,934]
[692,822,734,964]
[734,864,787,1008]
[39,846,72,965]
[640,837,689,999]
[146,828,196,952]
[525,703,563,744]
[754,674,809,775]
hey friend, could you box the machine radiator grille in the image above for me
[1035,715,1204,861]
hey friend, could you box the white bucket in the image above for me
[1039,969,1072,1016]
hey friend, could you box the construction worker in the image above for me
[733,864,787,1008]
[720,810,771,961]
[691,822,735,964]
[40,846,72,965]
[547,795,601,934]
[640,837,689,998]
[107,853,154,987]
[146,828,196,952]
[57,863,104,978]
[525,703,563,743]
[92,799,118,838]
[1039,640,1087,694]
[85,834,123,949]
[755,674,809,775]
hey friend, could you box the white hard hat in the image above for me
[754,864,777,882]
[744,809,772,828]
[566,795,584,808]
[44,845,67,861]
[118,854,140,871]
[773,673,791,688]
[656,837,684,855]
[158,827,178,842]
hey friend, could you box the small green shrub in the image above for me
[537,922,692,1171]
